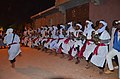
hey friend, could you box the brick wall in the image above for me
[34,12,64,28]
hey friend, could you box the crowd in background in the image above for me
[1,19,120,78]
[21,20,120,75]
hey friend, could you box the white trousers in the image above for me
[106,48,120,78]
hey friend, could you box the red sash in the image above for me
[51,38,56,42]
[58,43,63,53]
[78,40,92,58]
[46,38,51,43]
[58,47,62,53]
[64,38,70,44]
[32,37,39,42]
[93,43,106,55]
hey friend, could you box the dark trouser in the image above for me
[76,46,80,53]
[114,55,119,66]
[86,53,93,62]
[10,58,16,64]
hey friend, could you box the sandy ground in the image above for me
[0,47,118,79]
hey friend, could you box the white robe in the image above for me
[4,33,20,60]
[62,39,74,55]
[71,30,83,57]
[90,30,110,67]
[83,28,95,60]
[71,39,83,57]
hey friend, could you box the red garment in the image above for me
[78,40,92,58]
[93,43,106,55]
[58,43,63,53]
[58,47,62,53]
[32,37,39,42]
[64,38,70,44]
[51,38,56,42]
[46,38,51,43]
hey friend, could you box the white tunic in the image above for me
[4,33,20,60]
[90,30,110,67]
[83,28,95,60]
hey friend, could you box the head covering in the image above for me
[76,23,82,29]
[53,26,58,31]
[68,22,72,26]
[84,20,93,33]
[115,20,120,24]
[44,27,47,31]
[6,28,13,35]
[86,20,93,29]
[60,25,65,29]
[97,20,107,33]
[67,22,73,30]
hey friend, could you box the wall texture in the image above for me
[89,0,120,28]
[66,3,89,26]
[34,12,64,28]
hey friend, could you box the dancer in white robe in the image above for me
[76,20,95,64]
[83,20,96,61]
[70,23,83,60]
[90,20,110,73]
[49,26,58,54]
[4,28,20,68]
[61,23,75,55]
[55,25,65,53]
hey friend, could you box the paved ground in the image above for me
[0,47,118,79]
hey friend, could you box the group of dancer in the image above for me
[3,19,120,78]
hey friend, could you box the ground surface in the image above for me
[0,47,118,79]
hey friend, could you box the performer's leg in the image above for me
[85,53,93,69]
[104,49,117,74]
[106,49,117,71]
[98,60,106,74]
[10,58,16,68]
[75,46,80,64]
[68,48,74,61]
[86,53,93,62]
[114,55,119,66]
[116,53,120,79]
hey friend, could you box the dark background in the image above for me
[0,0,55,26]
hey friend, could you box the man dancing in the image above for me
[4,28,20,68]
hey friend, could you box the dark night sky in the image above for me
[0,0,55,26]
